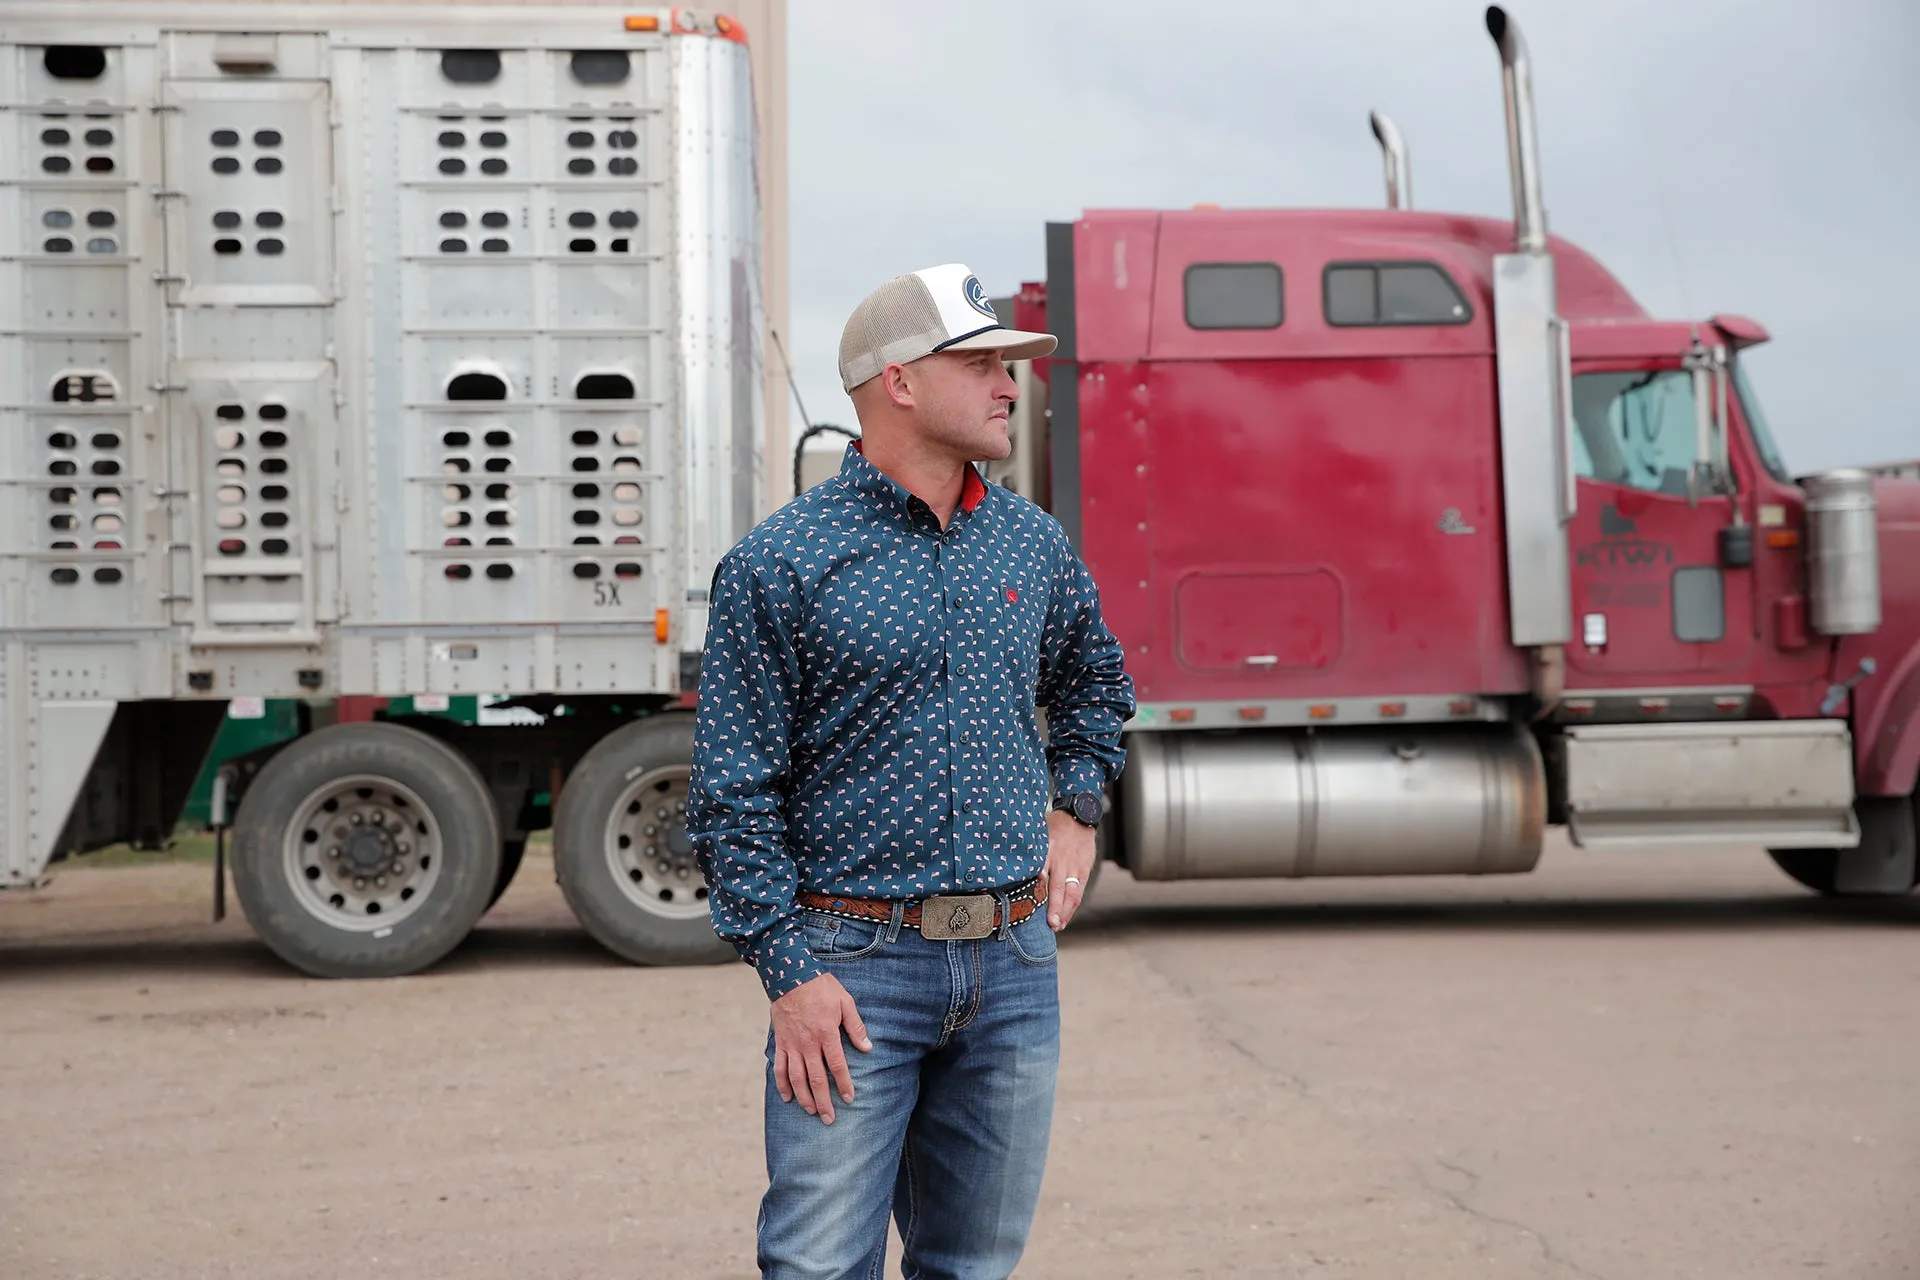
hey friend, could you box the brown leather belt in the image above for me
[796,876,1047,941]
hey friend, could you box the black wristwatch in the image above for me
[1052,792,1102,828]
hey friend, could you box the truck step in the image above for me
[1563,721,1859,849]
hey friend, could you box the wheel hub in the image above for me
[605,766,711,920]
[343,829,393,874]
[282,776,444,932]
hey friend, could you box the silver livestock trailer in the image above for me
[0,2,769,976]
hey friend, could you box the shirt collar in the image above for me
[840,439,989,525]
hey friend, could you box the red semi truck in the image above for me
[973,6,1916,899]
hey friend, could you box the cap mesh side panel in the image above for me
[838,274,949,389]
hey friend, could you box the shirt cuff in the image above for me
[1050,756,1108,799]
[749,914,827,1001]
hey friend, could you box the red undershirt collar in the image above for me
[848,439,988,514]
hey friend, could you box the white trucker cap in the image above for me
[837,262,1057,392]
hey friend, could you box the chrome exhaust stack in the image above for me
[1481,3,1574,654]
[1368,110,1412,210]
[1485,5,1547,254]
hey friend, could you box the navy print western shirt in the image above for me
[685,443,1136,999]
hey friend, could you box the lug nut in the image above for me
[371,812,386,827]
[353,878,367,890]
[351,813,365,826]
[645,825,657,837]
[396,841,411,854]
[391,861,405,875]
[326,847,340,859]
[376,877,387,889]
[676,867,689,879]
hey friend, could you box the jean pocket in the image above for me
[800,910,887,961]
[1007,908,1058,967]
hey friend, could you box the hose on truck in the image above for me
[791,422,860,497]
[769,325,860,498]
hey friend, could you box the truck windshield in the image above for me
[1732,359,1792,483]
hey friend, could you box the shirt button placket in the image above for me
[934,541,965,883]
[952,539,981,885]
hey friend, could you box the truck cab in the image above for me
[989,6,1920,898]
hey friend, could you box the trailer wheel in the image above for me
[229,723,502,979]
[553,714,733,967]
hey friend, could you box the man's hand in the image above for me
[1044,808,1097,931]
[770,972,871,1125]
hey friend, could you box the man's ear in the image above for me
[880,362,916,410]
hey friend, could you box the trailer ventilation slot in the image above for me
[439,373,517,580]
[440,50,501,84]
[560,116,641,180]
[43,46,107,81]
[52,372,118,404]
[435,117,513,181]
[447,372,506,401]
[570,51,630,85]
[37,109,118,182]
[564,373,645,583]
[41,366,131,579]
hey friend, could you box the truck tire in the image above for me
[553,714,734,967]
[229,722,502,979]
[1767,849,1841,895]
[1770,796,1920,897]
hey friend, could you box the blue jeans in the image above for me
[757,890,1062,1280]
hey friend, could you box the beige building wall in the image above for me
[88,0,791,517]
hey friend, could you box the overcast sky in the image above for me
[782,0,1920,479]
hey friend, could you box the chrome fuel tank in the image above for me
[1121,726,1546,880]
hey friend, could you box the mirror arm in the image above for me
[1713,345,1736,499]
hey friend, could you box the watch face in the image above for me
[1071,793,1102,825]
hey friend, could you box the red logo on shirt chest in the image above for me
[1005,588,1019,603]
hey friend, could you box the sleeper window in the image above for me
[1184,263,1283,330]
[1323,262,1470,326]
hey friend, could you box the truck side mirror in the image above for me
[1685,341,1735,506]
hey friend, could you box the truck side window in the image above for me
[1323,262,1470,326]
[1569,370,1700,497]
[1184,263,1283,330]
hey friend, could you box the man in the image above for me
[686,261,1136,1279]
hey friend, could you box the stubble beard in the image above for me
[924,410,1010,465]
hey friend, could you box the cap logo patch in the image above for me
[963,275,998,320]
[1005,587,1019,603]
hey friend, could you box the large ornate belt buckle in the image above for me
[919,893,996,940]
